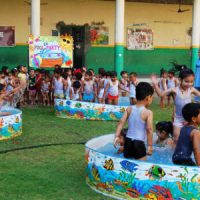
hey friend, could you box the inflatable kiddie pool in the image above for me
[85,134,200,200]
[55,98,128,121]
[0,108,22,141]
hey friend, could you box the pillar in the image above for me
[115,0,125,77]
[31,0,40,36]
[192,0,200,73]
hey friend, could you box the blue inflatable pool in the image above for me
[0,108,22,141]
[85,134,200,199]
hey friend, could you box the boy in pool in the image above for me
[154,121,173,147]
[114,82,154,160]
[172,103,200,166]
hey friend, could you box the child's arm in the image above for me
[103,82,110,99]
[151,75,175,97]
[69,88,73,100]
[192,130,200,166]
[63,79,68,91]
[146,110,153,155]
[191,87,200,97]
[161,78,167,91]
[114,107,131,147]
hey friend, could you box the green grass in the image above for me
[0,101,173,200]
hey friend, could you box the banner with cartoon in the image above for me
[29,35,73,68]
[127,27,153,50]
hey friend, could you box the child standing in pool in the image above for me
[172,103,200,166]
[114,82,154,160]
[104,71,119,105]
[151,68,200,145]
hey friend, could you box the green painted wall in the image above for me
[0,46,28,68]
[0,45,191,74]
[86,47,191,74]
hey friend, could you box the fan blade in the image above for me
[178,9,190,13]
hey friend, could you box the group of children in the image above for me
[114,68,200,166]
[0,65,139,108]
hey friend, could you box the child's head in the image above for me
[110,71,117,81]
[17,65,26,73]
[129,72,137,82]
[168,70,175,78]
[2,66,9,75]
[120,71,128,80]
[98,68,106,78]
[65,68,72,76]
[156,121,173,140]
[75,72,82,81]
[54,68,62,78]
[136,82,154,105]
[160,68,168,78]
[182,103,200,125]
[72,80,81,91]
[85,70,93,81]
[179,68,194,89]
[30,69,35,76]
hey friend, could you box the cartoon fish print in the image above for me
[75,102,82,108]
[126,188,140,198]
[120,107,126,113]
[92,163,100,181]
[148,165,166,179]
[66,101,71,106]
[15,117,19,123]
[103,159,114,170]
[59,101,64,106]
[120,160,138,173]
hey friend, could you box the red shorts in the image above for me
[108,93,118,100]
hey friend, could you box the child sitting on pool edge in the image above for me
[172,103,200,166]
[154,121,173,147]
[114,82,154,160]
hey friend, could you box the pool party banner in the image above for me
[127,27,153,50]
[29,35,73,68]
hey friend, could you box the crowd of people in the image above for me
[1,64,200,167]
[0,65,139,108]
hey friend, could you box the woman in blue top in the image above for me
[172,103,200,166]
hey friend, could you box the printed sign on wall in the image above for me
[127,27,153,50]
[0,26,15,47]
[29,35,73,68]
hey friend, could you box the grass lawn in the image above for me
[0,101,173,200]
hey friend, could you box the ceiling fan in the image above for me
[24,0,48,6]
[177,0,190,13]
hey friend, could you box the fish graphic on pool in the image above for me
[120,160,138,173]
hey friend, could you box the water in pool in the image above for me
[97,143,175,165]
[0,109,20,116]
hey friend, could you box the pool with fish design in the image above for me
[0,108,22,141]
[85,134,200,200]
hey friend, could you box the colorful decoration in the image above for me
[86,134,200,199]
[54,99,127,121]
[29,35,73,68]
[90,26,109,45]
[0,108,22,140]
